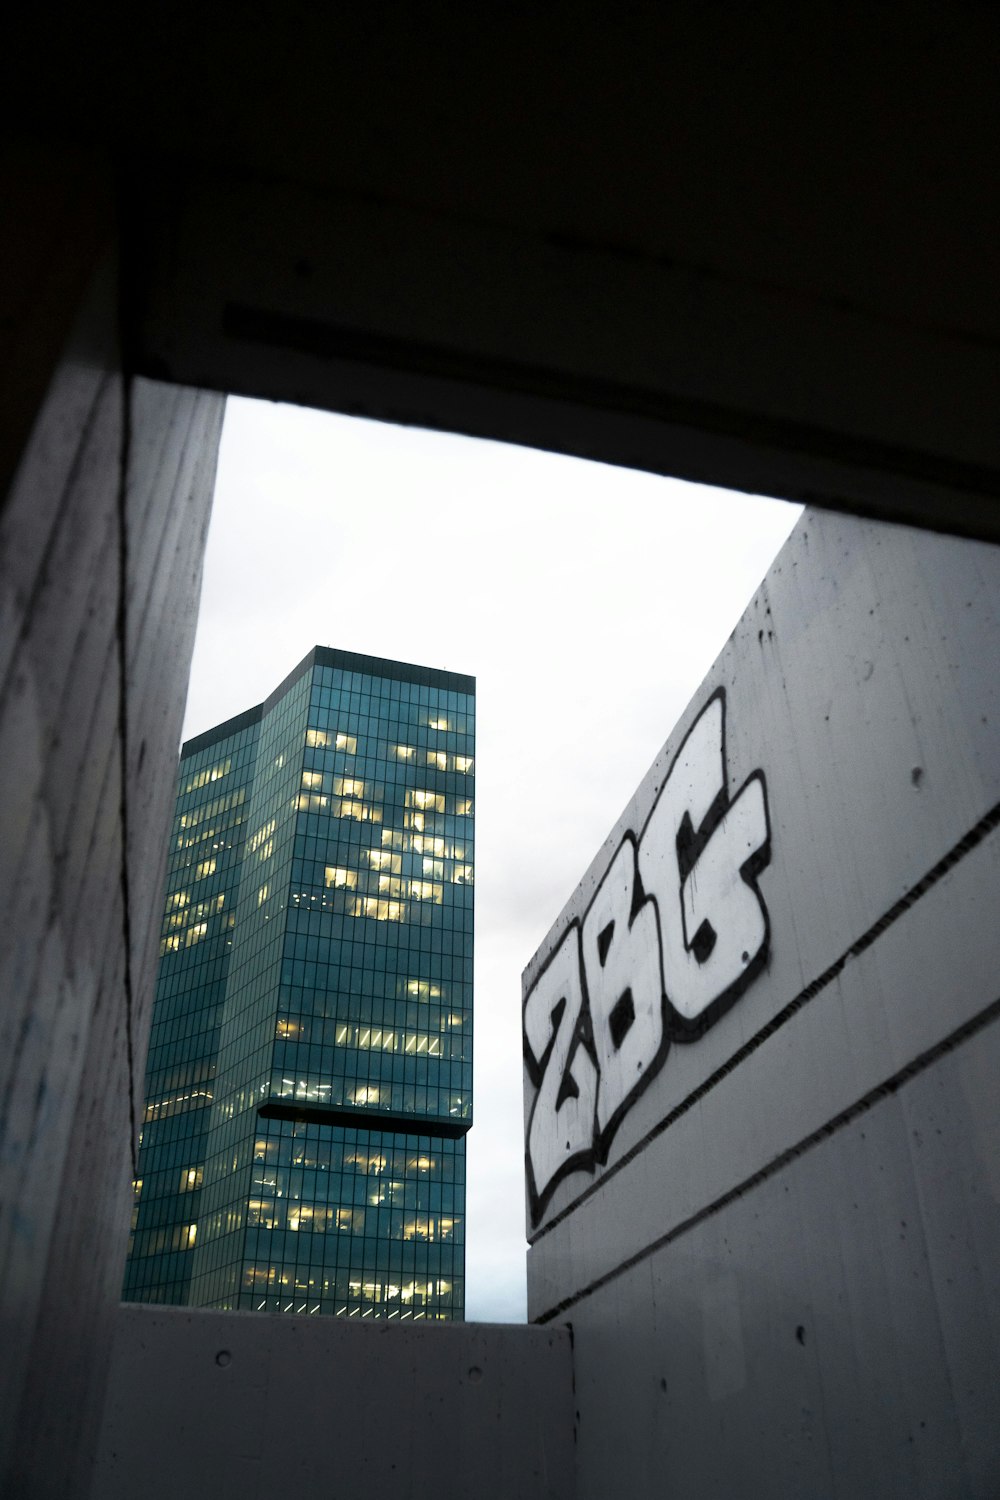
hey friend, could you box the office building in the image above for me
[124,646,474,1321]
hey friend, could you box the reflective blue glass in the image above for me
[124,648,474,1321]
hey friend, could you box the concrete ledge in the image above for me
[91,1305,574,1500]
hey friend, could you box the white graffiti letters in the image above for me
[582,838,664,1138]
[639,695,770,1026]
[524,691,771,1221]
[524,926,598,1209]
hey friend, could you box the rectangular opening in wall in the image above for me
[128,395,802,1328]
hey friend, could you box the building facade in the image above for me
[124,646,474,1321]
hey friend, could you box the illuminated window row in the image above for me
[275,1012,464,1044]
[393,746,473,773]
[334,1022,450,1055]
[173,812,246,853]
[310,859,471,892]
[426,750,473,773]
[163,891,225,931]
[248,819,276,861]
[302,772,369,797]
[296,792,383,822]
[243,1266,452,1307]
[353,895,401,922]
[403,800,473,830]
[247,1202,357,1232]
[254,1140,445,1177]
[161,896,227,953]
[182,758,232,794]
[353,895,405,922]
[160,909,235,955]
[177,786,246,830]
[165,856,218,912]
[161,925,200,955]
[250,1173,448,1209]
[306,728,357,753]
[366,847,472,879]
[143,1087,214,1124]
[407,788,443,811]
[403,979,442,1001]
[274,1079,468,1114]
[376,876,442,903]
[382,830,470,857]
[246,1201,456,1239]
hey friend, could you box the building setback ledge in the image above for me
[258,1101,472,1139]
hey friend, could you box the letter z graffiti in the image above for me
[524,690,771,1224]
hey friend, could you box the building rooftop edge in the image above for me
[180,703,264,758]
[180,646,475,759]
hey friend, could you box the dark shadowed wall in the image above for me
[0,155,225,1496]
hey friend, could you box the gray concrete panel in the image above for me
[524,512,1000,1240]
[564,1014,1000,1500]
[528,821,1000,1317]
[523,507,1000,1496]
[92,1306,575,1500]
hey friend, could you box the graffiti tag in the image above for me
[524,690,771,1224]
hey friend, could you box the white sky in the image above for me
[183,396,802,1323]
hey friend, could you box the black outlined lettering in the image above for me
[524,690,772,1224]
[639,693,771,1034]
[524,925,598,1213]
[581,836,665,1145]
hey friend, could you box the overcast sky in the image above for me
[182,396,801,1322]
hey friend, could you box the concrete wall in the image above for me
[0,167,225,1495]
[4,21,1000,1484]
[93,1305,574,1500]
[523,510,1000,1497]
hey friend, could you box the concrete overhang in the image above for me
[5,3,1000,537]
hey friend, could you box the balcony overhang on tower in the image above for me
[258,1102,472,1140]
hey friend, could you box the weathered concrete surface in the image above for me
[524,511,1000,1497]
[92,1305,575,1500]
[0,164,225,1497]
[567,1017,1000,1500]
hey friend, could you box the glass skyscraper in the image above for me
[124,647,474,1321]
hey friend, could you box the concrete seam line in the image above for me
[531,799,1000,1245]
[535,989,1000,1323]
[533,990,1000,1324]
